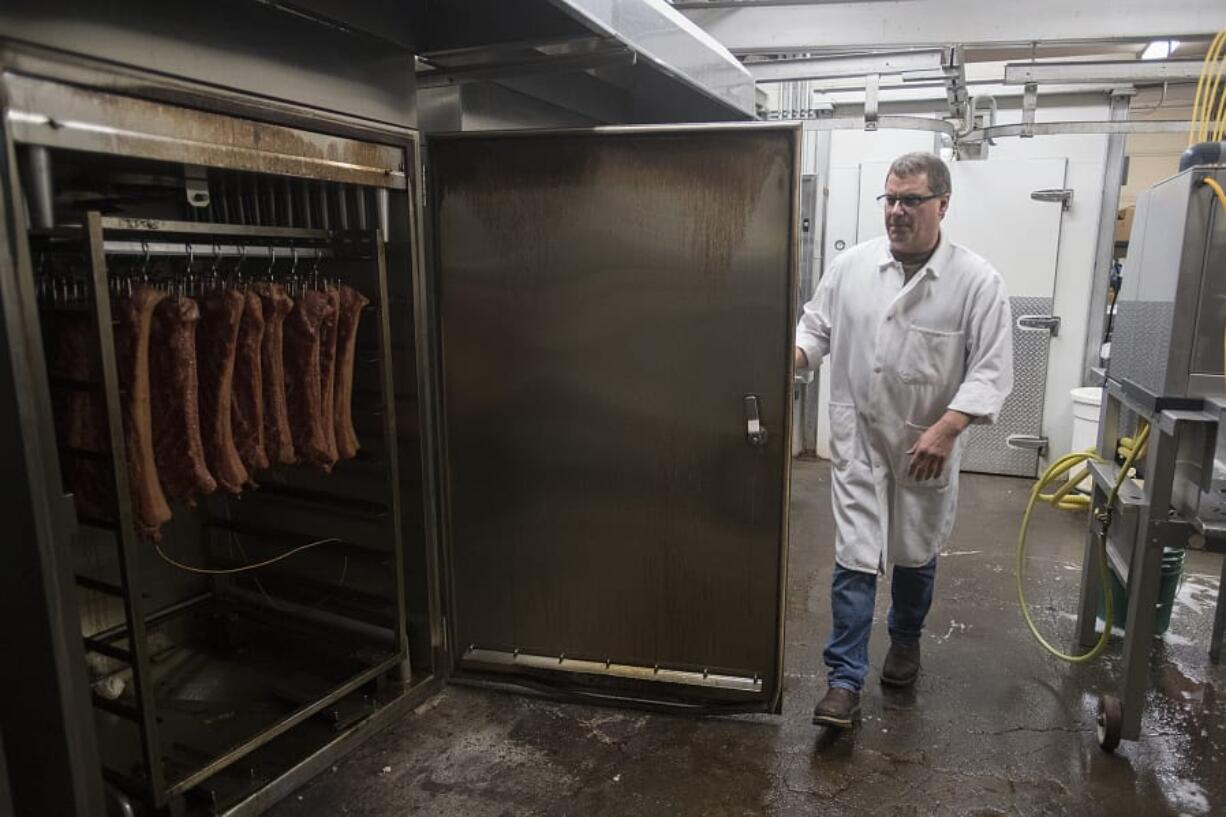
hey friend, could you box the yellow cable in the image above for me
[1036,450,1095,510]
[1210,50,1226,142]
[1191,30,1226,145]
[155,537,341,575]
[1193,30,1226,143]
[1048,466,1091,509]
[1209,45,1226,141]
[1201,32,1226,142]
[1204,178,1226,211]
[1215,76,1226,142]
[1204,38,1226,142]
[1017,424,1149,663]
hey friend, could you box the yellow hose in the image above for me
[1017,423,1149,663]
[1206,33,1226,140]
[1035,450,1094,510]
[1046,463,1091,510]
[1205,44,1226,143]
[1192,30,1226,144]
[1215,79,1226,143]
[1204,177,1226,211]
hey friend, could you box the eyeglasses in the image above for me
[876,193,941,209]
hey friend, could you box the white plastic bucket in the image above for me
[1070,386,1103,453]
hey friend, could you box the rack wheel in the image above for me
[1096,695,1122,752]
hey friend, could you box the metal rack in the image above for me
[33,213,408,807]
[1075,167,1226,751]
[1076,380,1226,750]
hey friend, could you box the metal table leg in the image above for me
[1077,392,1121,647]
[1076,507,1106,648]
[1114,424,1178,745]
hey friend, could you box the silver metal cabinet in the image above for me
[1109,167,1226,405]
[430,125,800,710]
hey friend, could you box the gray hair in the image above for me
[887,152,951,198]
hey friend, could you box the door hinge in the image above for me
[1030,188,1073,210]
[1016,314,1061,336]
[1006,434,1048,453]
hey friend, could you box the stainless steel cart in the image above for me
[1075,166,1226,750]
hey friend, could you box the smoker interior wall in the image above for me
[0,732,11,817]
[0,155,104,816]
[379,191,439,673]
[0,0,418,128]
[0,334,103,817]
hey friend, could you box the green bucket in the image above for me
[1097,547,1185,636]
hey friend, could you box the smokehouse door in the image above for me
[428,125,799,711]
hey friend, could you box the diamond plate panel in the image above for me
[1107,299,1176,396]
[960,296,1052,478]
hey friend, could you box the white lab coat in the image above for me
[796,235,1013,574]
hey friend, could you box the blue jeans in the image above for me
[823,557,937,692]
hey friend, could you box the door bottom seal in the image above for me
[461,647,764,694]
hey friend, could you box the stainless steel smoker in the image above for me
[0,27,800,816]
[1077,164,1226,750]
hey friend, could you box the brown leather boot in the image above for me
[811,687,861,728]
[881,640,921,687]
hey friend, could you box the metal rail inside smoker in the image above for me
[101,241,331,259]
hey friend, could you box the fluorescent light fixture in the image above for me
[1141,39,1180,60]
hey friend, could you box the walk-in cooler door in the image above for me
[429,125,799,711]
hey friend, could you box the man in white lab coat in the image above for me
[795,152,1013,728]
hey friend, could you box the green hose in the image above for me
[1016,424,1149,662]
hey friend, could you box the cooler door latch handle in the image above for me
[745,395,768,447]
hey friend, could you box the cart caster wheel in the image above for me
[1096,695,1122,752]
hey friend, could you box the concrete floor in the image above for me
[271,461,1226,816]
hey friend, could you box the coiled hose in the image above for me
[1016,423,1149,662]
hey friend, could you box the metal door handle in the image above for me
[745,395,768,447]
[1016,314,1061,336]
[1006,434,1048,453]
[1030,188,1074,210]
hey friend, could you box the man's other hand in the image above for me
[906,411,973,481]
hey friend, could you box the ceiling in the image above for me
[669,0,1223,99]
